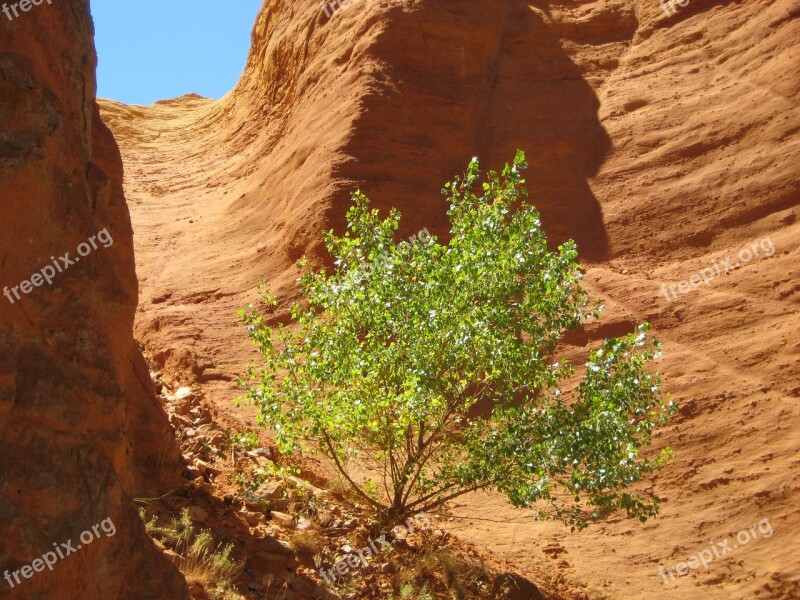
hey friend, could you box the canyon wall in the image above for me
[0,1,187,598]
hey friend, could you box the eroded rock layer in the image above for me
[0,2,187,598]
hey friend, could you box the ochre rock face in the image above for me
[98,1,795,599]
[0,1,187,598]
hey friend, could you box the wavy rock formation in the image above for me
[98,0,798,599]
[0,1,187,598]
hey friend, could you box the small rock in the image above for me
[245,498,266,512]
[296,517,312,530]
[342,518,359,530]
[169,413,193,428]
[270,511,295,528]
[188,506,209,524]
[241,511,261,526]
[205,465,222,477]
[257,480,284,500]
[341,544,353,553]
[184,428,197,439]
[175,386,193,400]
[150,374,165,394]
[196,424,214,437]
[310,485,329,499]
[174,401,192,416]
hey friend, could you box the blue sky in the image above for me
[92,0,263,105]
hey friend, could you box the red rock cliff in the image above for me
[0,1,187,598]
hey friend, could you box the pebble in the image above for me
[175,386,193,400]
[270,511,295,528]
[188,506,209,524]
[258,480,284,500]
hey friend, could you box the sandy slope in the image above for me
[99,0,799,598]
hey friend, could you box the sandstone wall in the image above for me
[0,1,187,598]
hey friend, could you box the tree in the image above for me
[240,151,676,529]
